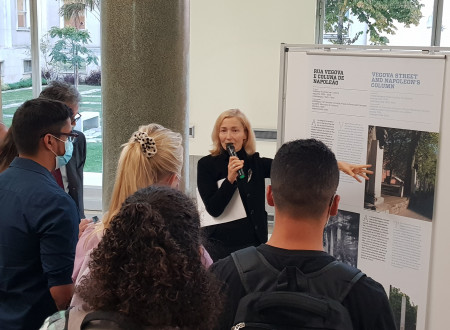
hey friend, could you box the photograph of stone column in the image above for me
[364,126,438,221]
[389,285,418,330]
[323,209,360,268]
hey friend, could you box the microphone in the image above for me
[226,143,245,180]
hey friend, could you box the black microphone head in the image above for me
[226,143,235,152]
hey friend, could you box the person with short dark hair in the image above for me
[210,139,395,330]
[40,80,86,218]
[42,186,223,329]
[0,98,79,330]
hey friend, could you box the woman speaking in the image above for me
[197,109,372,261]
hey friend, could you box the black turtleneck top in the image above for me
[197,149,272,261]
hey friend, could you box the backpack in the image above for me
[80,311,145,330]
[41,309,145,330]
[230,246,365,330]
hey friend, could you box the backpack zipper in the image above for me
[232,322,246,329]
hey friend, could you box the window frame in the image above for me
[23,59,32,74]
[16,0,30,30]
[316,0,445,46]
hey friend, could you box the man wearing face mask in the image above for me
[40,81,86,219]
[0,98,79,330]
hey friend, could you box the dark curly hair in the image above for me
[77,185,222,328]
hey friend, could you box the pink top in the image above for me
[72,222,214,284]
[72,223,101,283]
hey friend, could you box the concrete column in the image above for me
[101,0,189,211]
[400,294,406,330]
[367,140,385,206]
[30,0,42,97]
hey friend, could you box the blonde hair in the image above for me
[209,109,256,156]
[102,123,183,230]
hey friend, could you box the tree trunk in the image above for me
[75,65,79,89]
[337,15,344,44]
[404,131,421,196]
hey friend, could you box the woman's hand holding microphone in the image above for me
[227,156,244,183]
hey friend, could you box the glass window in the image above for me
[441,0,450,46]
[17,0,29,29]
[321,0,434,46]
[23,60,32,73]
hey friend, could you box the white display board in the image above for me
[277,44,450,330]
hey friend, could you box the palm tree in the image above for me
[59,0,100,24]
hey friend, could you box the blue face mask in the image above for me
[55,139,73,169]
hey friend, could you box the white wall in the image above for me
[189,0,316,158]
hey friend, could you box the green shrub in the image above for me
[3,77,48,90]
[85,70,101,86]
[1,83,11,91]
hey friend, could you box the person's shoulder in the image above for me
[79,223,101,249]
[248,152,272,164]
[73,129,86,145]
[351,274,389,298]
[198,153,224,167]
[344,274,395,329]
[198,154,213,163]
[51,186,79,215]
[210,255,237,280]
[73,129,85,137]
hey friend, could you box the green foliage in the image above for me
[48,26,98,87]
[382,127,438,195]
[1,83,11,91]
[2,78,47,91]
[324,0,423,45]
[60,0,100,22]
[415,132,439,192]
[85,70,101,85]
[389,286,418,330]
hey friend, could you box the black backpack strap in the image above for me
[306,260,365,302]
[64,308,71,330]
[81,311,144,330]
[231,246,279,293]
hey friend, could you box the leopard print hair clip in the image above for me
[133,131,157,158]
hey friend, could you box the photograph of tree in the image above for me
[389,286,418,330]
[364,126,438,221]
[323,210,360,268]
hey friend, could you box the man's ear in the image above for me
[267,185,274,207]
[330,195,340,216]
[42,134,54,152]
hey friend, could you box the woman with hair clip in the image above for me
[73,123,212,289]
[41,186,222,330]
[197,109,373,261]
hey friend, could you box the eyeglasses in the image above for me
[71,113,82,125]
[41,131,79,143]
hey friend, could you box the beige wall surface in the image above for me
[189,0,316,158]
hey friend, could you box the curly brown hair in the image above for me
[77,186,222,328]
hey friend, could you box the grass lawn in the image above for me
[2,85,103,173]
[1,88,33,126]
[85,142,103,173]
